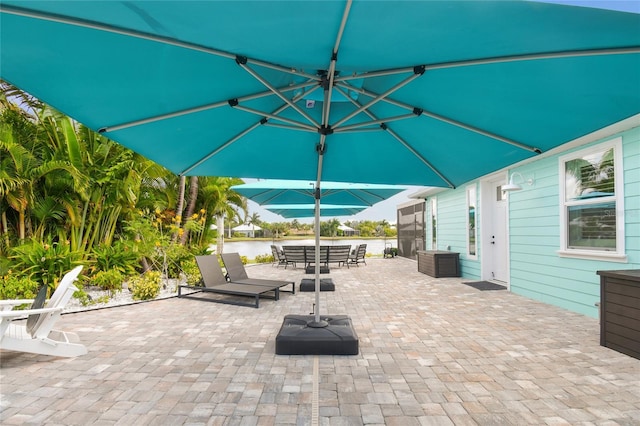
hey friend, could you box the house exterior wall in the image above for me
[429,188,483,280]
[422,123,639,318]
[508,126,639,318]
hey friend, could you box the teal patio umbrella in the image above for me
[1,0,639,337]
[1,1,638,189]
[264,204,367,219]
[232,180,406,207]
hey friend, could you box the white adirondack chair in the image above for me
[0,265,87,357]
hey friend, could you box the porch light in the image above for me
[503,172,534,192]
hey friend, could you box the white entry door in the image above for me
[482,176,509,283]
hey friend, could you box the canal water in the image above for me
[221,238,396,259]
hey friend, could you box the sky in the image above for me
[534,1,639,13]
[243,182,425,224]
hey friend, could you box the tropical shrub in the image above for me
[9,237,82,288]
[254,253,273,264]
[91,269,124,294]
[181,258,201,285]
[240,255,248,265]
[0,273,39,303]
[72,283,110,307]
[128,271,161,301]
[161,243,192,279]
[91,242,138,276]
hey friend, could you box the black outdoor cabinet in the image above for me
[596,269,640,360]
[417,250,460,278]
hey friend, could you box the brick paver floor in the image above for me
[1,257,639,425]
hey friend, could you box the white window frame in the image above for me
[430,198,437,250]
[557,137,626,262]
[466,185,478,259]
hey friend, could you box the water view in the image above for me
[221,238,396,259]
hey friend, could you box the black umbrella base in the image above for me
[299,278,335,292]
[305,265,330,274]
[275,314,359,355]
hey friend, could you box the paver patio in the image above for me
[1,256,638,425]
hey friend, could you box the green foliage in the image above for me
[91,241,138,275]
[91,269,123,294]
[9,237,82,288]
[181,258,202,285]
[72,283,111,307]
[240,255,248,265]
[162,243,192,279]
[0,274,39,305]
[254,253,273,264]
[128,271,161,301]
[320,218,340,237]
[124,210,169,263]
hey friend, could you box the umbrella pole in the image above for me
[308,187,328,328]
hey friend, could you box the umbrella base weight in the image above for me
[275,314,359,355]
[299,278,335,292]
[305,265,330,274]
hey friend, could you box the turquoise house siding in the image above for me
[508,127,639,318]
[421,123,639,318]
[432,185,482,280]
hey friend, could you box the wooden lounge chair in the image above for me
[178,256,280,308]
[1,265,87,358]
[348,244,367,266]
[221,253,295,294]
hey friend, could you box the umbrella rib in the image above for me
[99,80,315,133]
[385,127,456,189]
[263,122,319,133]
[333,113,417,132]
[180,96,306,175]
[335,66,418,82]
[327,189,377,206]
[1,4,322,83]
[0,5,233,60]
[181,84,315,175]
[233,105,318,132]
[335,47,640,83]
[424,46,640,71]
[335,82,542,154]
[332,68,424,129]
[334,86,456,188]
[236,61,320,129]
[262,189,314,205]
[180,121,262,176]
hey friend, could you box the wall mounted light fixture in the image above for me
[502,172,534,192]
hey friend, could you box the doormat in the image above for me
[462,281,507,291]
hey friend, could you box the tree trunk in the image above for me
[1,211,10,249]
[18,208,26,241]
[172,175,186,242]
[216,214,224,254]
[180,176,199,245]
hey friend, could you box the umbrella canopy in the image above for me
[1,1,638,189]
[232,180,406,206]
[264,204,367,219]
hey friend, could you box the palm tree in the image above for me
[0,103,86,244]
[180,176,200,244]
[172,175,186,242]
[247,212,261,226]
[197,177,246,253]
